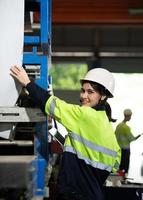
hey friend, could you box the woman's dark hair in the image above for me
[81,80,111,97]
[105,102,117,122]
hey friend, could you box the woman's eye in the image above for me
[87,89,95,94]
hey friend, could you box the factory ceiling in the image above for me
[51,0,143,72]
[52,0,143,24]
[26,0,143,72]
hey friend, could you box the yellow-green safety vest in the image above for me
[115,122,135,149]
[45,96,121,173]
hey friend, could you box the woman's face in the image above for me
[80,82,103,107]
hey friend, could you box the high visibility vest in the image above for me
[45,96,121,173]
[115,122,135,149]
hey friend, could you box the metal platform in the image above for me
[0,155,37,189]
[0,107,46,122]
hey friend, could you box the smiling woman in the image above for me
[80,82,103,107]
[10,65,121,200]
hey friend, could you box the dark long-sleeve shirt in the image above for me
[26,81,50,113]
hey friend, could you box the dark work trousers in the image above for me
[119,148,130,173]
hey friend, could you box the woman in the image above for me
[10,66,121,200]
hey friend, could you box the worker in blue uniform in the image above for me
[10,66,121,200]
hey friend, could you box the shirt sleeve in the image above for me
[45,96,83,131]
[25,81,50,113]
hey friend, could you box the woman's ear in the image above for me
[101,95,107,101]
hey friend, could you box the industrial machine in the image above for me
[0,0,51,199]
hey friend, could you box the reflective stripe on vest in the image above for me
[64,145,112,172]
[49,98,56,117]
[69,131,117,158]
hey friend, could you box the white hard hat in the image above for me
[81,68,115,97]
[124,109,132,116]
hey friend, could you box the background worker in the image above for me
[115,109,141,174]
[10,66,121,200]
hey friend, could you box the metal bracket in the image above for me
[0,107,46,122]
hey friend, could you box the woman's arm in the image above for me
[26,82,50,113]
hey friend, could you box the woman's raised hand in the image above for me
[10,65,31,86]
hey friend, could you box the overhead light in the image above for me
[52,52,94,57]
[52,51,143,58]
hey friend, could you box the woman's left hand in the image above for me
[10,65,31,86]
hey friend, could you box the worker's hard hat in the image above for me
[81,68,115,97]
[124,109,132,116]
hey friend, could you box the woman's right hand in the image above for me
[10,65,31,86]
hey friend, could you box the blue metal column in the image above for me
[23,0,52,197]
